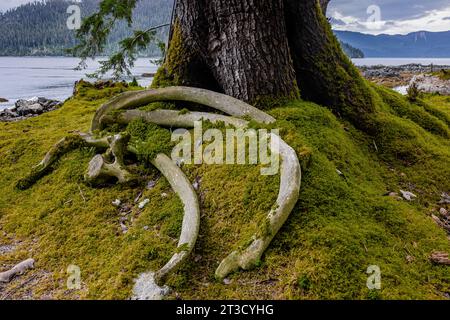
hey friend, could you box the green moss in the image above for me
[178,108,190,115]
[126,119,173,163]
[253,89,300,110]
[176,243,191,253]
[0,82,448,300]
[375,85,450,138]
[306,1,378,128]
[430,69,450,81]
[151,21,188,88]
[0,88,184,299]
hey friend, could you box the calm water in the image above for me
[0,57,158,110]
[1,57,450,110]
[352,58,450,66]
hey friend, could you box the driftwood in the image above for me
[0,258,35,283]
[430,252,450,265]
[431,214,450,233]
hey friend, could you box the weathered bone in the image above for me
[85,154,134,185]
[132,153,200,299]
[103,109,248,129]
[91,86,275,131]
[85,134,136,185]
[115,110,301,280]
[18,86,302,298]
[16,133,109,190]
[215,133,301,279]
[0,258,35,283]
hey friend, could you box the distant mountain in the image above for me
[334,30,450,58]
[340,41,364,58]
[0,0,172,56]
[2,1,448,59]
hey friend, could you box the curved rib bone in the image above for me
[16,133,109,190]
[103,109,248,129]
[0,258,35,283]
[215,134,301,279]
[91,86,275,131]
[115,109,301,280]
[132,153,200,299]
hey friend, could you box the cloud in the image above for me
[329,2,450,35]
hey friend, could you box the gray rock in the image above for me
[19,103,44,115]
[0,108,21,122]
[439,193,450,204]
[1,97,61,122]
[400,190,417,201]
[410,74,450,95]
[138,198,150,209]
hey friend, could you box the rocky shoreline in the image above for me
[358,63,450,89]
[0,97,62,122]
[0,68,448,123]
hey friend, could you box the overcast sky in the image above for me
[1,0,450,35]
[328,0,450,34]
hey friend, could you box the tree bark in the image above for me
[154,0,299,104]
[155,0,376,128]
[319,0,330,13]
[284,0,376,128]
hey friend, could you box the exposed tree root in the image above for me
[18,86,302,299]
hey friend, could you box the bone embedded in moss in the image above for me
[91,86,275,131]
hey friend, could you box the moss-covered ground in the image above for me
[0,82,448,299]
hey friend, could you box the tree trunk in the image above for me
[154,0,299,104]
[284,0,376,128]
[155,0,376,128]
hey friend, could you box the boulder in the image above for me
[0,108,21,122]
[0,98,8,103]
[0,97,61,122]
[17,103,44,116]
[410,74,450,95]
